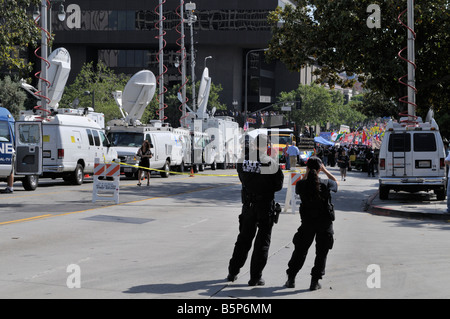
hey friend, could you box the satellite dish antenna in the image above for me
[42,47,71,109]
[121,70,156,125]
[196,67,211,119]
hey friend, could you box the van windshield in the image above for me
[108,132,143,147]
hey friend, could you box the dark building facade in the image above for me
[49,0,299,113]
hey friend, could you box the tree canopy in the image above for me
[267,0,449,136]
[276,83,366,130]
[0,0,40,76]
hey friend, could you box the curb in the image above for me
[365,191,450,221]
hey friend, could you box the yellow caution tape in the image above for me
[117,161,239,177]
[116,159,305,178]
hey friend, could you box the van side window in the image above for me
[414,133,436,152]
[0,122,11,142]
[145,134,152,146]
[388,133,411,152]
[86,129,94,146]
[92,130,101,146]
[98,131,109,147]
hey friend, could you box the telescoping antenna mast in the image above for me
[406,0,416,120]
[398,0,417,123]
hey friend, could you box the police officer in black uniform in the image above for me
[285,156,338,290]
[227,133,284,286]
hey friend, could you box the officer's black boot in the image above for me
[285,276,295,288]
[226,273,237,282]
[309,277,321,291]
[248,277,265,286]
[284,271,295,288]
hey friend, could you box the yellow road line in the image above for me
[0,182,240,226]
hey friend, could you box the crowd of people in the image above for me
[284,142,379,182]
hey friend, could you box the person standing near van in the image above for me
[1,173,14,193]
[286,141,300,170]
[445,152,450,213]
[284,156,338,290]
[136,140,152,186]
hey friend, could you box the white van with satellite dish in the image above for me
[21,111,117,184]
[20,47,117,185]
[107,70,198,177]
[185,67,241,169]
[378,116,447,200]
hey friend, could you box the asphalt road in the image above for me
[1,166,449,300]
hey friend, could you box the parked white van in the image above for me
[20,111,117,185]
[107,122,180,178]
[1,107,42,190]
[378,117,447,200]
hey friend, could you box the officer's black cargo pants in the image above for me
[286,220,334,280]
[228,200,273,281]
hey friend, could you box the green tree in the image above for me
[267,0,449,136]
[0,0,40,75]
[59,61,130,123]
[0,75,27,118]
[276,84,366,129]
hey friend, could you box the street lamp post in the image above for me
[33,0,66,117]
[185,2,197,112]
[48,0,66,53]
[244,48,268,124]
[204,56,212,69]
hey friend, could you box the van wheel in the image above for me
[435,188,446,201]
[22,175,39,191]
[178,161,185,173]
[160,161,170,178]
[71,164,84,185]
[199,163,205,171]
[211,161,217,170]
[379,186,389,200]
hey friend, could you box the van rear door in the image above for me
[387,132,412,177]
[14,121,42,175]
[411,132,440,177]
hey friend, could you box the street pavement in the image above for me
[0,165,449,301]
[367,186,449,220]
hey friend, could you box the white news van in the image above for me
[378,117,447,200]
[0,107,42,190]
[20,111,117,185]
[107,122,186,178]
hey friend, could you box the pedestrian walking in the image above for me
[136,140,152,186]
[227,133,284,286]
[286,141,300,170]
[445,151,450,213]
[365,148,375,177]
[284,156,338,290]
[337,149,350,181]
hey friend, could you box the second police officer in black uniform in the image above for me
[227,133,284,286]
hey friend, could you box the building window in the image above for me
[54,9,270,31]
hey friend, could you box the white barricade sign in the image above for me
[92,158,120,204]
[283,170,305,214]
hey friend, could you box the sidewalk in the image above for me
[366,189,450,221]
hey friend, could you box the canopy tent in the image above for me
[314,136,334,146]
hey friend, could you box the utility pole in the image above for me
[158,0,164,121]
[407,0,416,120]
[180,0,187,126]
[40,0,48,117]
[186,2,197,112]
